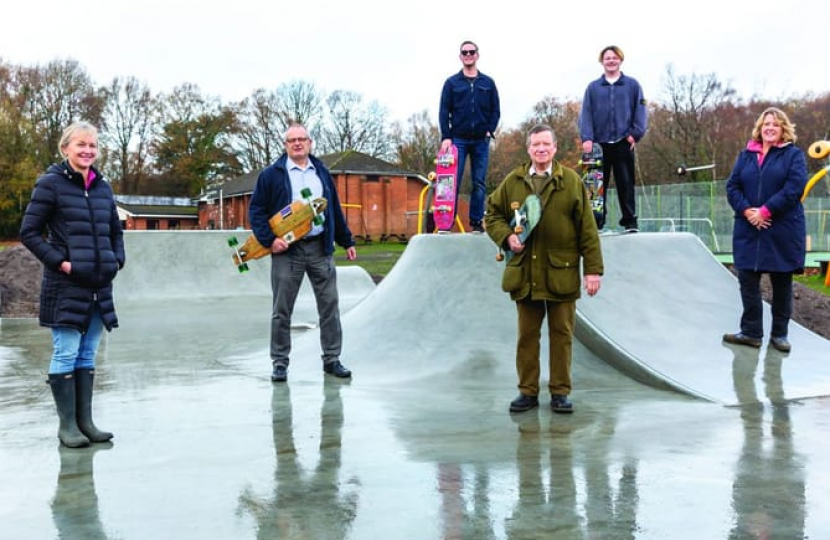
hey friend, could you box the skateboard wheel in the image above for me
[496,253,504,262]
[510,201,520,210]
[428,172,436,181]
[227,236,238,247]
[300,187,312,198]
[514,225,524,234]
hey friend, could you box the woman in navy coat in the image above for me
[724,107,807,353]
[20,121,125,447]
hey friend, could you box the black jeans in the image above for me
[600,140,638,229]
[737,270,793,339]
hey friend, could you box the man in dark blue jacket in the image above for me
[439,40,501,233]
[249,123,357,382]
[579,45,648,232]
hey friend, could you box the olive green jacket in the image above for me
[485,160,604,302]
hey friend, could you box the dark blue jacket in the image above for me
[579,73,648,143]
[439,71,500,140]
[726,142,807,272]
[249,154,355,255]
[20,162,125,331]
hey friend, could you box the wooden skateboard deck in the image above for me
[228,190,327,272]
[430,145,459,232]
[496,194,542,262]
[580,145,605,229]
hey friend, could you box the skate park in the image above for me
[2,230,830,539]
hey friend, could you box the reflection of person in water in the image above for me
[504,414,639,538]
[51,444,112,539]
[238,381,359,538]
[728,347,806,539]
[436,463,497,540]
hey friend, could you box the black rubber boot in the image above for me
[74,369,113,443]
[47,373,90,448]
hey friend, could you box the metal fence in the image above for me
[604,181,830,253]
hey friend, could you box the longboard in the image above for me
[228,188,327,273]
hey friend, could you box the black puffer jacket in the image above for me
[20,162,125,332]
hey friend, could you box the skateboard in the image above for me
[427,145,459,232]
[496,194,542,262]
[579,144,605,229]
[228,188,327,273]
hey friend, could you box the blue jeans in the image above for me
[49,307,104,374]
[454,137,491,224]
[737,270,793,339]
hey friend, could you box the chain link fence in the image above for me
[604,181,830,253]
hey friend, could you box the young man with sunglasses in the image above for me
[439,40,501,233]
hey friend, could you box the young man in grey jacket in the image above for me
[579,45,648,232]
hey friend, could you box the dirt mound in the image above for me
[0,245,42,318]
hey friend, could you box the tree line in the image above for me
[1,57,828,238]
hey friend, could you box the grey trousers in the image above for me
[270,238,342,367]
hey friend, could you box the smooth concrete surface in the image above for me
[2,231,830,539]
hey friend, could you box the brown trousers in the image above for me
[515,299,575,397]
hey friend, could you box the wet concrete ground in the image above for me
[1,232,829,539]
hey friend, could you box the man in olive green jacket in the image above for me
[485,124,604,414]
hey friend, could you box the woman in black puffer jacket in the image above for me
[20,121,125,448]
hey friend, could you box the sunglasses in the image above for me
[285,137,309,144]
[460,50,477,56]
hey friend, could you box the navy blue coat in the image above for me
[248,154,355,255]
[20,162,125,331]
[726,143,807,273]
[439,71,501,140]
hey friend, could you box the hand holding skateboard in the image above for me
[228,188,327,273]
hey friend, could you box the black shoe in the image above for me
[722,332,762,348]
[470,222,485,233]
[550,394,574,414]
[769,336,792,353]
[323,360,352,378]
[509,394,539,413]
[271,365,287,382]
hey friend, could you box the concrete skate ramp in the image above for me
[281,232,830,406]
[576,232,830,404]
[115,231,375,328]
[295,233,650,395]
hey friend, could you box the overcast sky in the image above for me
[2,0,827,130]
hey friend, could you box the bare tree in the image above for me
[16,59,104,166]
[101,76,157,193]
[318,90,393,159]
[638,65,740,183]
[232,81,325,171]
[274,80,323,134]
[392,110,440,174]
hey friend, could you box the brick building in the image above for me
[199,151,471,241]
[115,195,199,230]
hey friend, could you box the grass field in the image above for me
[333,240,407,279]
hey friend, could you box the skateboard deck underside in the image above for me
[433,146,458,231]
[580,148,604,227]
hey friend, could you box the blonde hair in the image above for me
[599,45,624,62]
[58,121,98,157]
[751,107,797,144]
